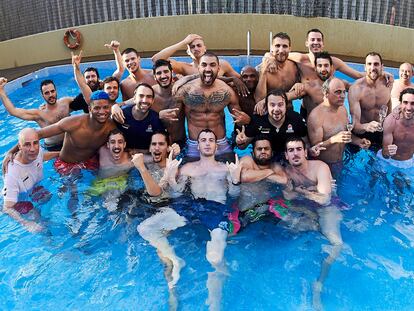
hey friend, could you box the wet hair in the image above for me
[399,87,414,103]
[40,79,55,93]
[366,52,383,64]
[285,136,306,151]
[102,76,120,87]
[252,134,272,149]
[152,59,172,74]
[306,28,324,40]
[314,51,332,66]
[197,128,217,141]
[121,47,139,56]
[272,32,291,46]
[151,130,170,145]
[265,89,288,107]
[84,67,100,79]
[134,82,155,98]
[200,51,219,64]
[108,128,125,140]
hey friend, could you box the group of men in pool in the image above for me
[1,28,413,309]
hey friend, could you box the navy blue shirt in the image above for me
[116,106,165,150]
[245,110,307,154]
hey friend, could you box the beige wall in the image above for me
[1,14,413,70]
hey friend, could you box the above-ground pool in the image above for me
[0,57,413,310]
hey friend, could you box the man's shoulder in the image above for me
[286,109,305,121]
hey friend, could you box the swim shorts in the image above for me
[170,197,234,233]
[88,175,128,196]
[186,137,233,158]
[54,156,99,175]
[13,201,34,214]
[227,197,291,234]
[376,150,414,169]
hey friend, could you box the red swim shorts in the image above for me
[54,156,98,176]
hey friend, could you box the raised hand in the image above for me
[309,142,326,157]
[230,108,250,125]
[131,153,145,170]
[0,77,7,91]
[226,154,241,184]
[183,34,203,45]
[104,40,120,51]
[168,143,181,158]
[235,125,248,146]
[71,50,83,68]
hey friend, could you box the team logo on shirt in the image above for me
[146,125,153,133]
[259,126,270,134]
[286,124,294,133]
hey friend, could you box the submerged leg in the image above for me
[206,228,228,311]
[137,207,187,289]
[313,206,344,311]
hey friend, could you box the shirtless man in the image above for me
[97,129,132,179]
[120,47,156,100]
[2,128,58,233]
[349,52,392,148]
[289,28,363,82]
[0,77,72,150]
[150,59,186,147]
[255,32,300,104]
[152,34,240,78]
[163,128,241,310]
[132,132,184,298]
[287,52,337,119]
[380,88,414,167]
[175,52,250,160]
[69,41,124,113]
[308,78,370,177]
[36,90,115,167]
[72,51,120,106]
[239,65,259,117]
[391,63,414,109]
[282,136,343,310]
[87,129,133,210]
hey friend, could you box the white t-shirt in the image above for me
[2,149,44,203]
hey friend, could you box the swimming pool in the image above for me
[1,57,413,310]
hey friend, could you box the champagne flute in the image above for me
[378,105,388,131]
[346,114,354,132]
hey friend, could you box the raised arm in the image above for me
[152,34,202,75]
[37,115,81,139]
[333,57,364,80]
[0,78,41,121]
[132,153,162,196]
[105,40,125,81]
[72,51,92,104]
[152,34,202,62]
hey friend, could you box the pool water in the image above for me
[1,57,413,310]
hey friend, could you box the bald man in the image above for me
[391,62,414,109]
[2,128,58,233]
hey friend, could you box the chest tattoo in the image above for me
[184,90,230,107]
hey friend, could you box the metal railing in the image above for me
[0,0,412,42]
